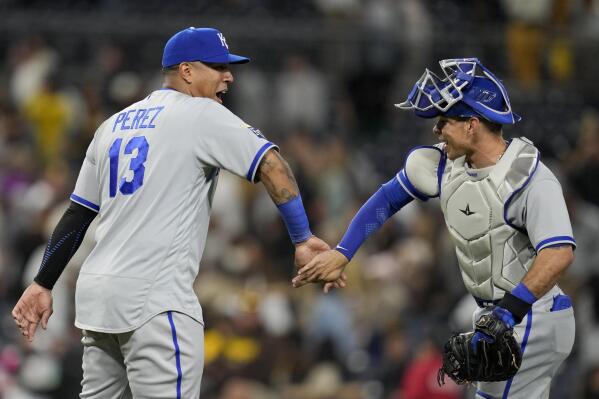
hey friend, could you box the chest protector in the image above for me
[439,138,539,300]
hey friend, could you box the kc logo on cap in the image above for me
[162,27,249,68]
[217,32,229,49]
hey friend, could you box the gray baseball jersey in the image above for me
[398,139,575,299]
[398,138,576,398]
[400,140,575,259]
[71,88,276,333]
[467,160,574,252]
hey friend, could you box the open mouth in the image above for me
[216,89,227,103]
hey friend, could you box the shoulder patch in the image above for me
[242,123,266,139]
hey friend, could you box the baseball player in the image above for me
[12,27,341,398]
[293,58,576,399]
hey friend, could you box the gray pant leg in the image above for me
[80,330,132,399]
[475,300,575,398]
[123,311,204,399]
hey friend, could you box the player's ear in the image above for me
[179,62,194,84]
[467,117,480,136]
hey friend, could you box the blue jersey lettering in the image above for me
[112,112,126,132]
[121,109,136,130]
[113,106,165,131]
[148,106,165,128]
[131,109,147,130]
[138,108,152,129]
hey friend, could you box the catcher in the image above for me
[293,58,575,399]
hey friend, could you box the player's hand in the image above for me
[292,249,349,288]
[471,306,515,354]
[322,273,349,294]
[12,282,53,342]
[294,236,330,269]
[293,238,347,292]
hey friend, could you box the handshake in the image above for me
[292,236,350,293]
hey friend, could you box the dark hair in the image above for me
[451,116,502,135]
[161,64,179,74]
[478,117,502,134]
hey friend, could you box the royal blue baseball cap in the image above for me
[162,27,250,68]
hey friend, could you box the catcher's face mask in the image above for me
[395,58,521,125]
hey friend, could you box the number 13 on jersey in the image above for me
[109,136,149,197]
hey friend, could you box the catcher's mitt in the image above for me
[438,315,522,385]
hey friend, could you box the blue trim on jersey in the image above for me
[70,194,100,212]
[436,149,447,196]
[535,235,576,252]
[503,154,540,232]
[398,170,428,201]
[405,145,445,199]
[502,308,533,399]
[399,145,445,201]
[246,142,276,182]
[158,88,177,91]
[476,390,494,399]
[167,312,182,399]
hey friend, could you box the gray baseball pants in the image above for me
[80,311,204,399]
[474,286,575,399]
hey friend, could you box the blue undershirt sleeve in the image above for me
[335,176,413,260]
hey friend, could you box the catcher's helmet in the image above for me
[395,58,521,125]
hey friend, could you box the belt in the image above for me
[473,296,500,308]
[474,293,573,310]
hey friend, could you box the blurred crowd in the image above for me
[1,0,599,398]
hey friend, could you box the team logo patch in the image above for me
[247,126,265,139]
[475,89,497,103]
[459,204,476,216]
[217,32,229,49]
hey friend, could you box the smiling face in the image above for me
[433,116,473,160]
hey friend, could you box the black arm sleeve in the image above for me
[34,201,98,290]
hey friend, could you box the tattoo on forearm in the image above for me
[278,188,294,203]
[258,156,276,177]
[284,162,296,185]
[258,151,299,204]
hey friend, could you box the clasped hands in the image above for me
[293,236,349,293]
